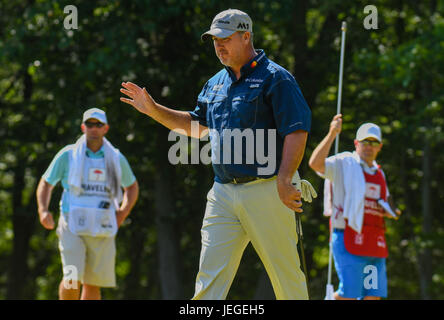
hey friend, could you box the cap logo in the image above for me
[201,10,253,41]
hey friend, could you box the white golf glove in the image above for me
[292,170,318,203]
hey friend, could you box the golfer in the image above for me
[36,108,139,300]
[120,9,313,299]
[309,114,401,300]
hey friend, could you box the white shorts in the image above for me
[56,215,116,287]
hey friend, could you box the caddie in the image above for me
[120,9,316,299]
[36,108,139,300]
[309,114,401,300]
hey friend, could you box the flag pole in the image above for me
[334,21,347,155]
[326,21,347,300]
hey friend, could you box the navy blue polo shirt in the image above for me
[189,49,311,184]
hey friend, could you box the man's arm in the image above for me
[276,130,308,212]
[116,180,139,228]
[120,82,207,139]
[308,114,342,174]
[36,178,55,230]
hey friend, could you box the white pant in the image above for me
[193,177,308,300]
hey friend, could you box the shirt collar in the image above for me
[353,151,378,174]
[225,49,266,81]
[86,145,105,158]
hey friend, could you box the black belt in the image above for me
[229,176,261,184]
[333,228,344,232]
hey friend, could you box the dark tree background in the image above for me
[0,0,443,299]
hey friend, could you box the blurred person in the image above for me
[309,114,401,300]
[36,108,139,300]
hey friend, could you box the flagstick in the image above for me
[326,21,347,300]
[334,21,347,155]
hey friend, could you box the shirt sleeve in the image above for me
[189,102,207,127]
[189,82,209,127]
[119,153,137,188]
[267,77,311,138]
[42,146,70,186]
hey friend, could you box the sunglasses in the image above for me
[84,121,105,128]
[360,140,381,147]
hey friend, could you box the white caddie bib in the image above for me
[68,156,118,237]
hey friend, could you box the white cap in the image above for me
[201,9,253,41]
[82,108,107,124]
[356,123,382,142]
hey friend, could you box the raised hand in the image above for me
[329,114,342,136]
[120,82,156,116]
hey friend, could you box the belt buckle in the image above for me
[232,178,239,184]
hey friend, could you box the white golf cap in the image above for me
[82,108,107,124]
[356,123,382,142]
[201,9,253,41]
